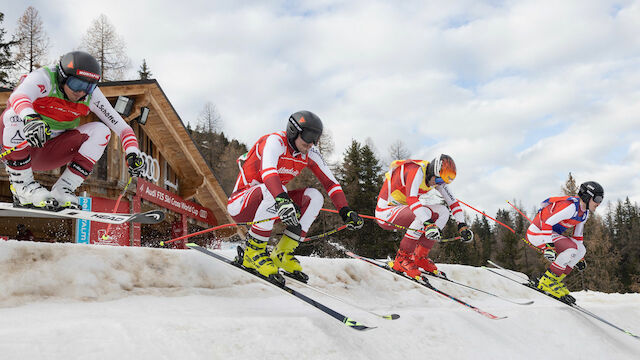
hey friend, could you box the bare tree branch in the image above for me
[13,6,49,73]
[81,14,131,81]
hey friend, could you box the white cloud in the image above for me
[3,0,640,218]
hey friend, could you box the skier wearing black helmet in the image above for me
[525,181,604,304]
[227,110,363,282]
[1,51,144,210]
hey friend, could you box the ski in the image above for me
[420,270,534,305]
[485,260,640,340]
[345,251,506,320]
[186,244,375,331]
[0,202,165,224]
[282,272,400,320]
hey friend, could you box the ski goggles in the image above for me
[435,168,456,184]
[300,129,321,145]
[593,195,603,204]
[66,76,98,94]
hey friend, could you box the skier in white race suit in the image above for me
[1,51,145,209]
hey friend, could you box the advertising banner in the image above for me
[75,196,92,244]
[136,179,217,225]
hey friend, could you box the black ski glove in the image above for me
[457,222,474,243]
[23,114,51,148]
[576,259,586,271]
[126,152,145,177]
[275,192,300,227]
[339,207,364,230]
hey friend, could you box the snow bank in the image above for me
[1,240,639,360]
[0,240,240,306]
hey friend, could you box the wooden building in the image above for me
[0,79,235,246]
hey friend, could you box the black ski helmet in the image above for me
[57,51,101,91]
[286,111,323,146]
[578,181,604,204]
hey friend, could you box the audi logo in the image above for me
[139,151,160,182]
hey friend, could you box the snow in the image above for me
[1,240,639,360]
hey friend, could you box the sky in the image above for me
[1,240,640,359]
[2,0,640,218]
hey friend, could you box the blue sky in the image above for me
[3,0,640,219]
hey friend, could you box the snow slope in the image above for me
[0,240,639,360]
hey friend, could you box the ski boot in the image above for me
[414,244,446,278]
[537,270,575,303]
[271,227,308,282]
[241,235,281,283]
[50,168,85,209]
[8,167,57,209]
[390,249,421,279]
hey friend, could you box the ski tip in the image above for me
[344,318,376,331]
[384,314,401,320]
[130,210,165,224]
[186,242,197,247]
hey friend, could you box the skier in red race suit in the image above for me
[227,111,364,280]
[1,51,145,209]
[375,155,473,278]
[526,181,603,303]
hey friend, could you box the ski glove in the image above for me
[339,207,364,230]
[458,222,474,243]
[23,114,51,148]
[576,259,586,271]
[275,192,300,227]
[126,152,145,177]
[423,221,441,240]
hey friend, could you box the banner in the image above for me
[91,197,130,246]
[75,196,92,244]
[136,179,217,225]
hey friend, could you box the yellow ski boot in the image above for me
[242,236,278,278]
[538,270,574,303]
[271,234,308,282]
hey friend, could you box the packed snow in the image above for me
[0,240,639,360]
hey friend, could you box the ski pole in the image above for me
[101,176,133,242]
[319,208,462,243]
[456,199,515,233]
[506,200,533,223]
[0,140,28,159]
[160,216,279,246]
[320,208,427,234]
[505,200,547,254]
[302,225,347,242]
[458,199,542,254]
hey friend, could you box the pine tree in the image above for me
[331,140,391,257]
[475,215,493,265]
[494,209,520,269]
[607,198,640,292]
[0,12,17,87]
[561,172,578,196]
[138,59,153,80]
